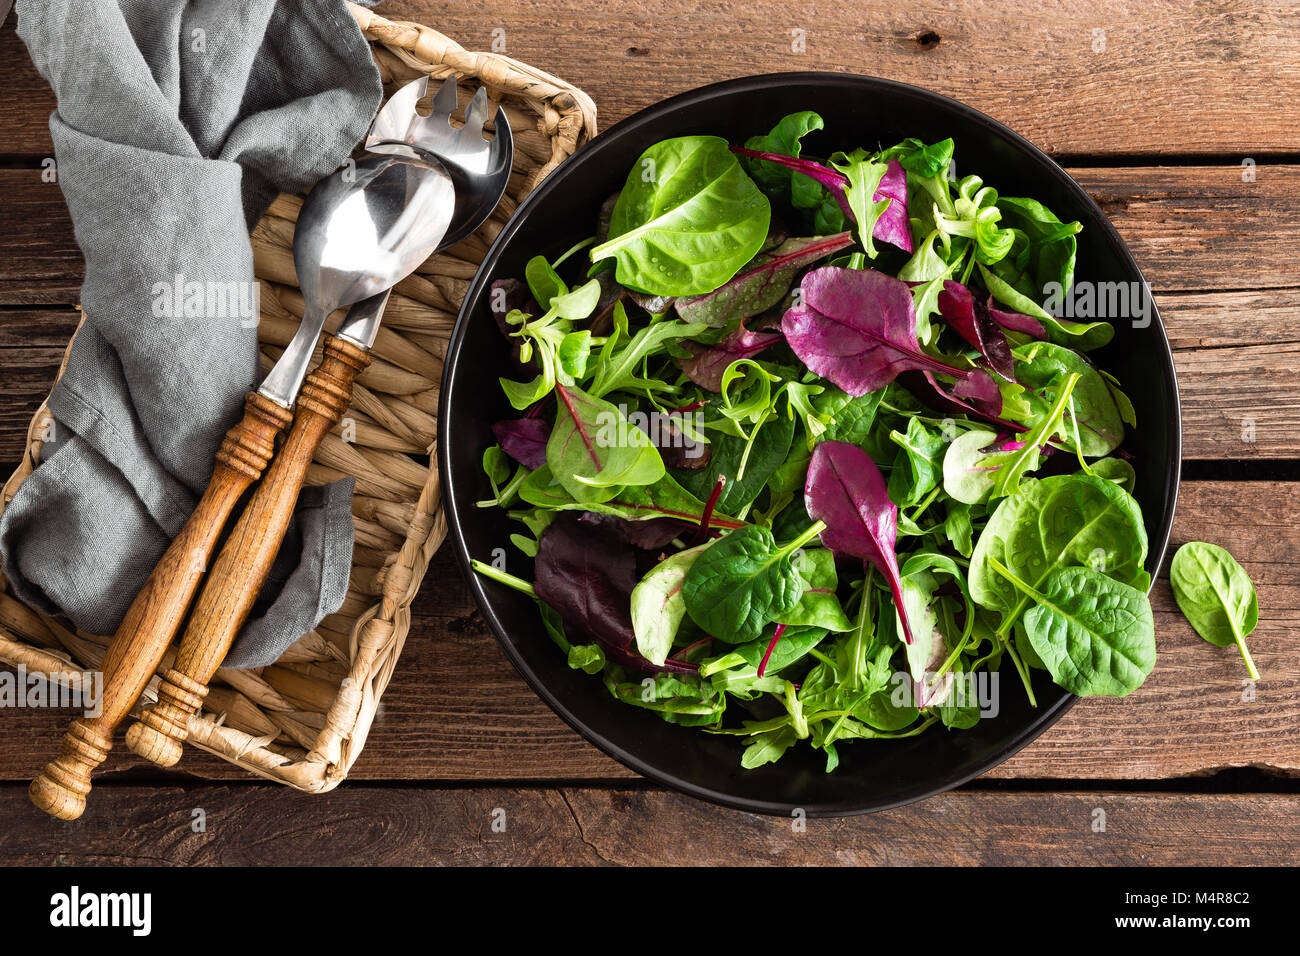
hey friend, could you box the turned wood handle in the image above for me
[125,336,370,767]
[29,393,292,820]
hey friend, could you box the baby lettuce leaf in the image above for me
[590,136,771,297]
[682,522,824,644]
[677,323,783,392]
[803,440,915,645]
[969,474,1149,636]
[1170,541,1260,679]
[548,384,665,503]
[777,548,853,631]
[630,543,709,666]
[990,560,1156,697]
[534,513,639,652]
[675,232,854,328]
[782,266,968,396]
[942,427,1002,505]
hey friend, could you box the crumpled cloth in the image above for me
[1,0,382,667]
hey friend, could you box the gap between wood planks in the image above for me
[1,782,1297,866]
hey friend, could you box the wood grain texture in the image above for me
[0,481,1293,785]
[7,3,1300,157]
[0,782,1295,865]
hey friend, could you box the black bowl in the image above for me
[438,73,1182,816]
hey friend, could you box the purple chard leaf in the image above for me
[492,416,551,469]
[804,440,916,645]
[937,280,1017,381]
[782,266,969,396]
[677,322,784,392]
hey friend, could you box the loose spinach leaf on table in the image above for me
[1170,541,1261,679]
[590,135,771,297]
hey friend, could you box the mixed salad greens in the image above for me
[471,113,1159,771]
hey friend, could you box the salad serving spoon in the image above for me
[122,78,513,771]
[27,75,503,819]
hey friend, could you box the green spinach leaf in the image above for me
[590,136,771,296]
[1170,541,1260,679]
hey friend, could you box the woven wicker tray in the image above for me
[0,3,597,793]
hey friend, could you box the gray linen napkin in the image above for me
[1,0,383,668]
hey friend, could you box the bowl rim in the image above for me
[438,70,1183,816]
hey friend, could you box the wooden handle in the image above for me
[29,393,291,820]
[126,336,370,767]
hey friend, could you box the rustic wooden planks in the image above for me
[1,782,1295,865]
[7,3,1300,157]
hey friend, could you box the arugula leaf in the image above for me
[590,136,771,296]
[1170,542,1260,680]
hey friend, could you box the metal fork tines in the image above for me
[365,76,514,248]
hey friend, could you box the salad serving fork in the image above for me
[30,76,511,817]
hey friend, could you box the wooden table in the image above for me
[1,1,1297,866]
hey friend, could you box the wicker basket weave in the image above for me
[0,3,597,793]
